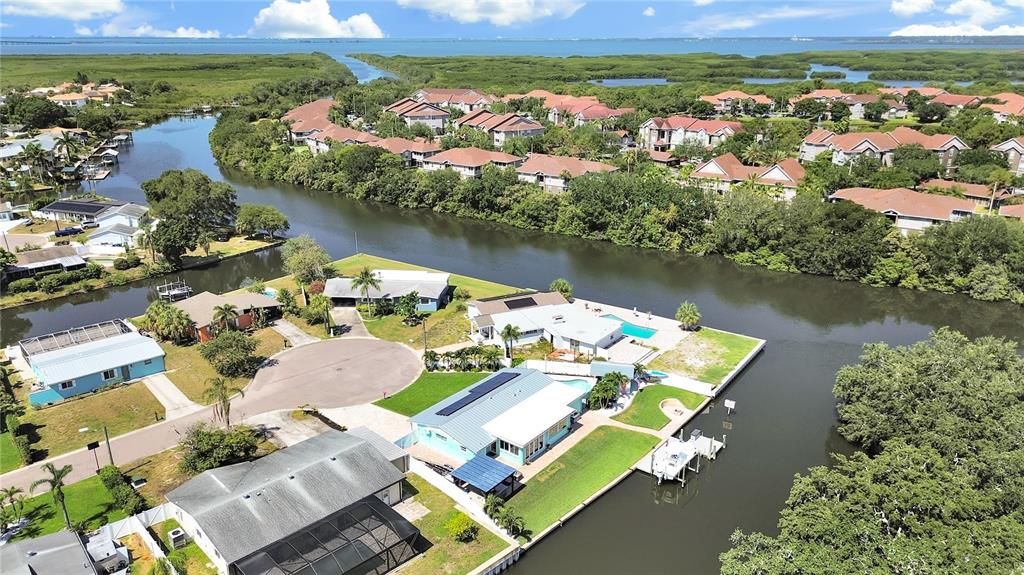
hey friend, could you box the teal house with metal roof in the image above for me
[19,320,166,407]
[409,368,591,466]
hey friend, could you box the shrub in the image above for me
[453,286,471,300]
[308,279,325,295]
[444,512,479,542]
[113,254,141,271]
[179,423,259,475]
[99,465,146,514]
[5,414,20,435]
[80,263,105,280]
[13,434,32,465]
[98,465,123,491]
[277,288,298,315]
[38,273,67,293]
[6,278,38,293]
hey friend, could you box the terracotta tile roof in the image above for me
[385,98,449,118]
[645,116,743,134]
[804,128,835,145]
[999,203,1024,219]
[416,88,495,106]
[930,93,982,107]
[701,90,773,105]
[308,125,379,144]
[367,137,440,155]
[888,126,962,150]
[282,98,336,133]
[805,127,965,152]
[879,87,947,98]
[571,103,633,120]
[992,136,1024,152]
[790,89,852,104]
[516,153,617,178]
[645,150,677,163]
[920,178,991,200]
[423,147,522,168]
[48,93,88,101]
[841,94,883,105]
[457,110,543,133]
[692,153,805,187]
[982,92,1024,116]
[830,187,975,221]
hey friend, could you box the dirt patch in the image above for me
[649,335,724,378]
[121,533,156,575]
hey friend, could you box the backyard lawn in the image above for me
[14,475,125,541]
[647,328,762,386]
[181,236,280,267]
[152,519,218,575]
[19,383,165,460]
[374,372,489,416]
[611,385,706,430]
[0,431,22,473]
[512,426,659,534]
[162,327,286,403]
[400,474,509,575]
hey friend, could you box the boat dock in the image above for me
[155,278,194,301]
[634,428,726,484]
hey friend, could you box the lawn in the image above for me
[152,519,218,575]
[400,474,509,575]
[14,475,125,541]
[8,218,77,235]
[611,385,706,430]
[19,383,165,460]
[374,372,489,417]
[512,426,659,534]
[118,447,191,507]
[162,327,286,403]
[0,431,22,473]
[181,236,280,267]
[647,328,762,386]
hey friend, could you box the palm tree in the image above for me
[203,377,245,427]
[675,301,702,331]
[197,229,213,257]
[31,463,73,529]
[741,142,765,166]
[500,324,521,362]
[54,131,83,164]
[423,350,440,371]
[161,307,195,343]
[633,363,648,382]
[21,143,47,180]
[480,346,502,371]
[987,168,1012,212]
[351,267,382,318]
[143,300,171,333]
[483,494,504,519]
[0,486,24,520]
[498,507,526,537]
[212,303,240,333]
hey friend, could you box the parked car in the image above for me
[54,227,83,237]
[82,221,99,229]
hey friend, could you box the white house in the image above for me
[419,147,523,178]
[455,109,545,148]
[992,136,1024,176]
[691,153,806,200]
[281,98,335,144]
[413,88,495,113]
[799,127,969,169]
[368,137,442,166]
[304,125,379,154]
[639,116,743,150]
[515,153,617,192]
[47,93,89,108]
[383,98,449,134]
[86,223,142,248]
[93,203,148,228]
[829,187,976,235]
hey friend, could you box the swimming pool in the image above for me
[602,314,658,339]
[559,378,594,394]
[647,370,670,379]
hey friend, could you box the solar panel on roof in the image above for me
[504,297,537,310]
[435,371,521,416]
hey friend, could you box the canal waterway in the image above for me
[4,117,1023,573]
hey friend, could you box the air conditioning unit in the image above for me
[168,528,189,549]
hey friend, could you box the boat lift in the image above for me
[638,429,726,485]
[155,278,194,301]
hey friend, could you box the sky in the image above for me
[0,0,1022,39]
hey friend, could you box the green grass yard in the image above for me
[161,327,286,403]
[400,475,509,575]
[648,328,762,386]
[152,519,218,575]
[512,426,659,534]
[374,372,489,416]
[0,431,22,473]
[14,476,125,541]
[611,385,706,430]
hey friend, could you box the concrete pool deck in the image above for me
[569,297,690,363]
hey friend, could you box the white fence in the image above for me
[95,503,178,574]
[520,359,591,377]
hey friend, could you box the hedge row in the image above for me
[98,465,147,515]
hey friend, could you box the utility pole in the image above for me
[103,425,113,465]
[422,317,428,351]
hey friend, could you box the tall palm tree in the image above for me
[741,142,765,166]
[481,346,502,370]
[0,486,24,518]
[30,463,73,529]
[21,143,47,180]
[161,307,195,343]
[483,494,504,519]
[212,303,239,333]
[138,228,158,262]
[500,324,521,361]
[203,377,245,427]
[54,131,83,164]
[351,267,382,318]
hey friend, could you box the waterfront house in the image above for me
[166,430,418,575]
[40,198,125,223]
[419,147,523,178]
[172,291,281,342]
[698,90,774,114]
[383,98,450,134]
[829,187,975,235]
[85,223,141,248]
[0,134,59,165]
[920,178,998,206]
[471,298,624,356]
[367,137,441,166]
[639,116,743,151]
[410,368,591,466]
[467,290,568,319]
[5,246,86,281]
[47,93,89,108]
[305,125,379,154]
[992,136,1024,176]
[515,153,617,192]
[18,319,165,406]
[982,92,1024,123]
[281,98,336,143]
[690,153,805,200]
[413,87,495,113]
[454,109,545,148]
[798,127,968,170]
[93,202,148,228]
[324,269,451,312]
[0,200,28,222]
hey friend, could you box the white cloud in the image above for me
[74,24,95,36]
[945,0,1007,24]
[693,0,715,5]
[686,4,857,34]
[642,6,655,16]
[890,0,933,17]
[1005,0,1024,7]
[1,0,123,21]
[891,22,1024,35]
[249,0,384,38]
[87,10,220,37]
[396,0,583,26]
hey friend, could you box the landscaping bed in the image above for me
[400,474,509,575]
[374,372,489,417]
[647,328,762,385]
[611,385,706,430]
[511,426,659,534]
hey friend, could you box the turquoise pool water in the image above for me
[648,370,670,379]
[602,314,658,339]
[560,378,594,394]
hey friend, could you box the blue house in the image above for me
[20,320,166,407]
[410,368,591,466]
[324,269,452,313]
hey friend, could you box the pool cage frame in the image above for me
[231,496,420,575]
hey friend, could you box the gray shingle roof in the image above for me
[410,368,555,453]
[0,530,96,575]
[166,430,403,565]
[88,223,138,238]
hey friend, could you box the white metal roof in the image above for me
[482,382,582,446]
[30,332,164,384]
[324,269,450,301]
[489,303,622,347]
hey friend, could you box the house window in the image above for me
[498,439,520,456]
[102,369,116,380]
[546,417,568,438]
[58,381,74,390]
[144,359,153,365]
[435,433,448,442]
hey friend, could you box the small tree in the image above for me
[549,278,573,300]
[30,463,73,529]
[179,423,259,475]
[395,291,420,323]
[351,267,382,318]
[200,330,259,377]
[277,288,299,315]
[588,374,620,409]
[497,507,526,537]
[282,235,330,284]
[500,324,521,361]
[675,301,701,331]
[444,512,479,542]
[484,494,504,519]
[303,294,333,334]
[203,377,245,427]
